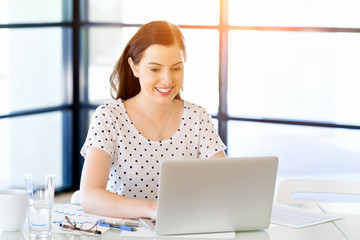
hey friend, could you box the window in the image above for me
[227,0,360,182]
[0,0,73,190]
[2,0,359,191]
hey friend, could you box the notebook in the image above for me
[139,156,279,236]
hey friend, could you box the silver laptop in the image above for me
[139,156,278,236]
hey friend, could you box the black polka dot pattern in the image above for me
[81,99,226,201]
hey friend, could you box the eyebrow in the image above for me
[147,61,184,66]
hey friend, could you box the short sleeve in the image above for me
[198,108,227,158]
[80,105,116,158]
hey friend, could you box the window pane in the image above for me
[228,121,360,181]
[0,0,72,24]
[0,28,72,114]
[86,27,138,104]
[228,31,360,125]
[87,0,219,25]
[0,111,69,189]
[181,29,219,115]
[229,0,360,28]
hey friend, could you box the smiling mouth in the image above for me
[156,87,173,94]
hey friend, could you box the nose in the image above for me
[160,69,173,84]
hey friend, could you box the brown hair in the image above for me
[110,21,186,100]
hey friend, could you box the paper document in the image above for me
[271,204,343,228]
[120,226,236,239]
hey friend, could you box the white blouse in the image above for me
[81,99,226,201]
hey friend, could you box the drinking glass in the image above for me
[25,173,55,238]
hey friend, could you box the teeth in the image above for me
[156,87,172,93]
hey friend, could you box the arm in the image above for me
[80,146,157,219]
[211,151,227,158]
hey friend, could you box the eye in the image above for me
[150,68,160,72]
[172,66,183,71]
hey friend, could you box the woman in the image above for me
[80,21,227,220]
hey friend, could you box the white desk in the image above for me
[318,202,360,240]
[0,203,357,240]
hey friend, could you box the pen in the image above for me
[97,220,137,232]
[98,219,140,228]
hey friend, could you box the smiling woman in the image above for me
[79,21,227,220]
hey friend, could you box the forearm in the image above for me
[80,187,156,219]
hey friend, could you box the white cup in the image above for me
[0,230,25,240]
[0,189,28,231]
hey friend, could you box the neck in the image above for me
[133,95,174,141]
[134,94,173,116]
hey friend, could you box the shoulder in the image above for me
[183,100,209,115]
[92,99,126,120]
[95,99,125,113]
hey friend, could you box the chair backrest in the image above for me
[71,190,81,204]
[276,179,360,204]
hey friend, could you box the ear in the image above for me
[128,57,139,78]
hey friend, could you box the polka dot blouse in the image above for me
[81,99,227,201]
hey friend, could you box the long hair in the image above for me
[110,21,186,100]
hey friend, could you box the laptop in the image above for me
[139,156,278,236]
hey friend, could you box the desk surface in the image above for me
[319,202,360,240]
[0,203,358,240]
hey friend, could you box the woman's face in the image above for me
[129,44,185,105]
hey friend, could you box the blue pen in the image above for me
[97,220,136,232]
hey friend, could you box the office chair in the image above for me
[71,190,81,204]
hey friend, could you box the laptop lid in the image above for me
[153,156,278,235]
